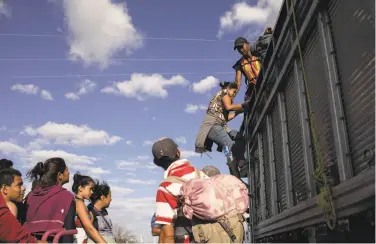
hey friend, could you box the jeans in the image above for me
[207,124,246,177]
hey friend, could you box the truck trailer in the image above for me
[241,0,375,242]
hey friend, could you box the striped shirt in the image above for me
[155,159,208,225]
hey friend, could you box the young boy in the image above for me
[0,168,25,218]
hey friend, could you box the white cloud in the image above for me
[144,162,157,170]
[125,172,136,177]
[117,161,139,169]
[117,157,159,172]
[89,167,110,175]
[22,126,37,136]
[23,122,123,146]
[10,84,55,101]
[101,73,189,101]
[217,0,283,38]
[184,104,207,114]
[109,196,155,242]
[0,0,10,18]
[30,149,97,171]
[10,84,39,95]
[65,92,80,100]
[142,140,154,146]
[110,186,135,196]
[0,126,6,131]
[26,138,50,150]
[125,140,133,145]
[135,155,150,161]
[0,141,26,155]
[63,0,143,68]
[77,79,96,95]
[180,149,200,159]
[176,136,187,144]
[29,150,108,179]
[125,179,156,185]
[192,76,219,94]
[65,79,96,100]
[40,90,54,101]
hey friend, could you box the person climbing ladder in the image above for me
[195,81,250,179]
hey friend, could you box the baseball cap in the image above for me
[202,165,220,177]
[152,137,179,161]
[233,37,248,50]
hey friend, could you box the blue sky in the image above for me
[0,0,282,241]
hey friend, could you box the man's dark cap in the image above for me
[152,138,178,161]
[234,37,248,50]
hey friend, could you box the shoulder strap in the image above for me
[163,167,202,185]
[163,176,186,184]
[91,207,112,231]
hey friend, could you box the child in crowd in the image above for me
[73,172,107,243]
[88,180,116,243]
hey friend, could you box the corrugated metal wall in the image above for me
[262,122,272,218]
[271,99,286,212]
[328,0,375,175]
[254,145,262,224]
[284,69,307,204]
[302,22,338,185]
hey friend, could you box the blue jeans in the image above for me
[207,125,246,161]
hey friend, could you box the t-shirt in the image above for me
[155,159,208,226]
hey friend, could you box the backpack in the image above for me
[164,173,249,243]
[240,56,261,86]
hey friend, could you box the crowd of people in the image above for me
[0,32,271,243]
[0,158,115,243]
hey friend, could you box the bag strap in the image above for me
[163,176,186,184]
[218,219,237,243]
[162,167,202,185]
[91,207,112,231]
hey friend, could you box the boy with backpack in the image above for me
[152,138,248,243]
[153,137,208,243]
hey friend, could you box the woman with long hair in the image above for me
[72,172,107,244]
[88,180,115,243]
[195,81,250,179]
[23,157,75,243]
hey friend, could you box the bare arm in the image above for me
[76,200,107,243]
[159,225,175,243]
[152,226,161,236]
[235,69,243,90]
[223,94,244,112]
[227,111,243,122]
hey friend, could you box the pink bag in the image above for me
[178,174,249,220]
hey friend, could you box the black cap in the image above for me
[234,37,248,50]
[152,137,178,161]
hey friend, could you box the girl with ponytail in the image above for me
[195,81,250,179]
[23,158,75,243]
[72,173,107,244]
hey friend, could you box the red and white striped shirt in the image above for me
[155,159,208,225]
